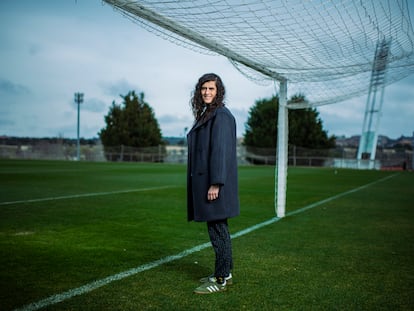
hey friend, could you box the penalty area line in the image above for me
[13,174,397,311]
[0,185,176,206]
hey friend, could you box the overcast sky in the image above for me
[1,0,413,140]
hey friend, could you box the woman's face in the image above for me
[201,81,217,105]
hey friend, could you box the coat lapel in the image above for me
[189,108,218,133]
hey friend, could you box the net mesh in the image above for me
[103,0,414,107]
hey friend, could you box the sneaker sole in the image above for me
[194,286,227,294]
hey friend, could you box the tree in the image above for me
[244,96,278,149]
[244,94,335,163]
[288,94,336,149]
[99,91,164,160]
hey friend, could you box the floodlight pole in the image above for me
[275,79,288,218]
[74,92,84,161]
[357,40,390,169]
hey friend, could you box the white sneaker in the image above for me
[194,279,227,294]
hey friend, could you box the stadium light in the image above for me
[74,92,84,161]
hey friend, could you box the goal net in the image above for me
[103,0,414,217]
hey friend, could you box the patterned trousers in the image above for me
[207,219,233,278]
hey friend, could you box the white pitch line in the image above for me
[13,174,397,311]
[0,186,176,206]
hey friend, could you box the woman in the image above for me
[187,73,240,294]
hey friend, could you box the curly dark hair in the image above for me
[190,73,225,120]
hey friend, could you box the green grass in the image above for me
[0,160,413,310]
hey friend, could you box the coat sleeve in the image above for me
[209,110,236,186]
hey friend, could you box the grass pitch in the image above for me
[0,160,413,310]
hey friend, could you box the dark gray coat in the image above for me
[187,106,240,222]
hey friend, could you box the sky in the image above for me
[0,0,413,140]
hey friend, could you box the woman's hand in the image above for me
[207,184,220,201]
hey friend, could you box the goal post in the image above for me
[275,79,288,218]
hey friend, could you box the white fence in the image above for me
[0,142,411,170]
